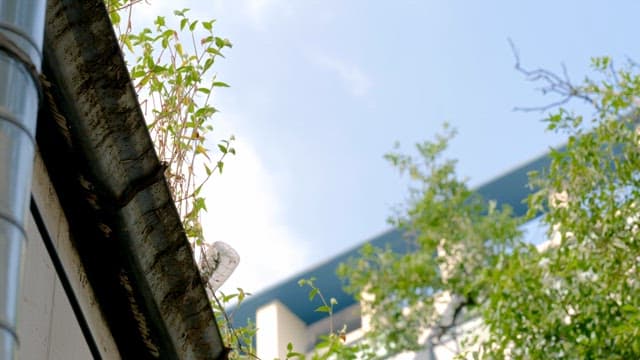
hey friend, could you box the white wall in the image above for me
[16,152,119,359]
[256,300,307,359]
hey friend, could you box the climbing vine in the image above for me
[103,1,261,357]
[105,0,235,248]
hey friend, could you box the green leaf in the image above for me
[109,10,121,26]
[131,69,146,79]
[206,47,224,57]
[173,8,189,17]
[154,16,165,28]
[122,35,134,53]
[161,29,175,39]
[314,305,331,313]
[216,37,233,48]
[203,58,214,72]
[309,288,319,301]
[195,145,207,155]
[213,81,230,88]
[195,106,217,118]
[215,37,226,48]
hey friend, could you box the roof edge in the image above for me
[39,0,226,358]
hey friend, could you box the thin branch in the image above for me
[609,59,621,87]
[514,98,573,113]
[508,38,600,113]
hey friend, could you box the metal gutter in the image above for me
[34,0,227,358]
[0,0,46,357]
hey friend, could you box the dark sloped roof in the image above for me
[37,0,226,358]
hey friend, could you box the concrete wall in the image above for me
[16,152,119,359]
[256,300,307,359]
[18,213,92,359]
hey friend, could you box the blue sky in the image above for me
[139,1,640,293]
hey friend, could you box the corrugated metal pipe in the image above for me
[0,0,46,358]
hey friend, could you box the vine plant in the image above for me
[105,0,235,248]
[105,1,255,356]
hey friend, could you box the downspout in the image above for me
[0,0,46,358]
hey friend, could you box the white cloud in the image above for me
[313,55,373,97]
[244,0,276,26]
[200,130,310,295]
[200,0,294,30]
[118,0,310,294]
[238,0,295,29]
[121,0,297,36]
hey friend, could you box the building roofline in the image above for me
[37,0,226,358]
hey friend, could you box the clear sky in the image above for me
[138,1,640,294]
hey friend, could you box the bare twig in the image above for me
[609,59,621,87]
[508,38,600,112]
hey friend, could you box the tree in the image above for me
[338,125,522,357]
[339,55,640,359]
[483,56,640,358]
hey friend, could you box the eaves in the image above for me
[36,0,227,358]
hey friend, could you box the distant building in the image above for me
[1,1,226,358]
[231,152,553,359]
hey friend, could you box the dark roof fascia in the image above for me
[231,148,557,328]
[38,0,226,358]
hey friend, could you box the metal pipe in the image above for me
[0,0,46,358]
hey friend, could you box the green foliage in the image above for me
[338,124,522,356]
[481,57,640,359]
[105,1,249,357]
[284,278,374,360]
[106,1,235,247]
[211,288,260,359]
[340,57,640,359]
